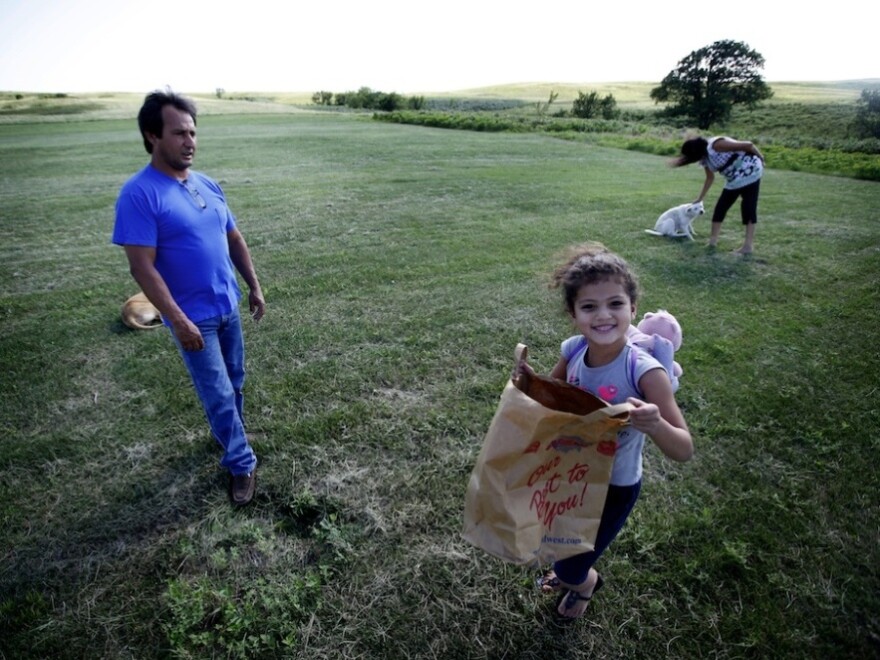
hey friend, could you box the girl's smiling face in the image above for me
[570,278,636,351]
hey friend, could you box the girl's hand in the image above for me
[513,358,536,381]
[626,397,663,436]
[630,369,693,462]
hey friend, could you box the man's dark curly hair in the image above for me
[137,89,198,154]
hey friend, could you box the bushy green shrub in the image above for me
[376,92,402,111]
[853,89,880,139]
[853,160,880,180]
[572,91,619,119]
[317,87,424,112]
[311,91,334,106]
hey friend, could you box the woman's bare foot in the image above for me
[733,245,753,255]
[556,568,603,619]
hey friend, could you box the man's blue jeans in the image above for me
[172,308,257,476]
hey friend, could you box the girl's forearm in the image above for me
[649,421,694,462]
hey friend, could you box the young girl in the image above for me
[520,242,693,620]
[673,136,765,255]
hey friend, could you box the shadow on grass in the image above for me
[1,440,226,654]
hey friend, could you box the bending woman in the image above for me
[673,136,764,255]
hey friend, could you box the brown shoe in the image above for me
[230,470,256,506]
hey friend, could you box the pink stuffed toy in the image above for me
[626,309,683,391]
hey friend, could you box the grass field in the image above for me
[1,104,879,658]
[2,79,875,121]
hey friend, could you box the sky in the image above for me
[0,0,876,94]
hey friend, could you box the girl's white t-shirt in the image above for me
[561,337,664,486]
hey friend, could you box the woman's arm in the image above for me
[628,368,693,462]
[696,166,715,203]
[712,137,764,162]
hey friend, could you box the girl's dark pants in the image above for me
[553,481,641,587]
[712,179,761,224]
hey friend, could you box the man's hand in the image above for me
[172,317,205,351]
[248,288,266,322]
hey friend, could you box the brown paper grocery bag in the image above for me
[462,344,631,566]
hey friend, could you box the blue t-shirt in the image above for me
[112,165,241,324]
[561,336,665,486]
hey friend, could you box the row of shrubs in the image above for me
[313,87,622,119]
[0,92,68,100]
[372,111,634,134]
[312,87,425,111]
[424,98,526,112]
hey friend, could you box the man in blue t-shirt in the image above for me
[113,90,265,506]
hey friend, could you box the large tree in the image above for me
[651,39,773,129]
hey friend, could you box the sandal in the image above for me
[556,574,604,620]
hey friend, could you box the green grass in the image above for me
[405,80,876,107]
[1,79,875,122]
[1,106,878,659]
[371,78,880,181]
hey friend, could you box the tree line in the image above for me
[315,40,880,135]
[311,87,426,111]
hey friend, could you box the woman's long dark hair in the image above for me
[671,137,708,167]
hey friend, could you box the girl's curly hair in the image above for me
[551,242,640,314]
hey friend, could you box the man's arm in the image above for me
[227,229,265,321]
[123,245,205,350]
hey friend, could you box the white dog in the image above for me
[645,201,705,240]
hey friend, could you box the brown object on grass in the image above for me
[121,292,162,330]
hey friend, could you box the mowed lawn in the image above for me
[1,112,878,659]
